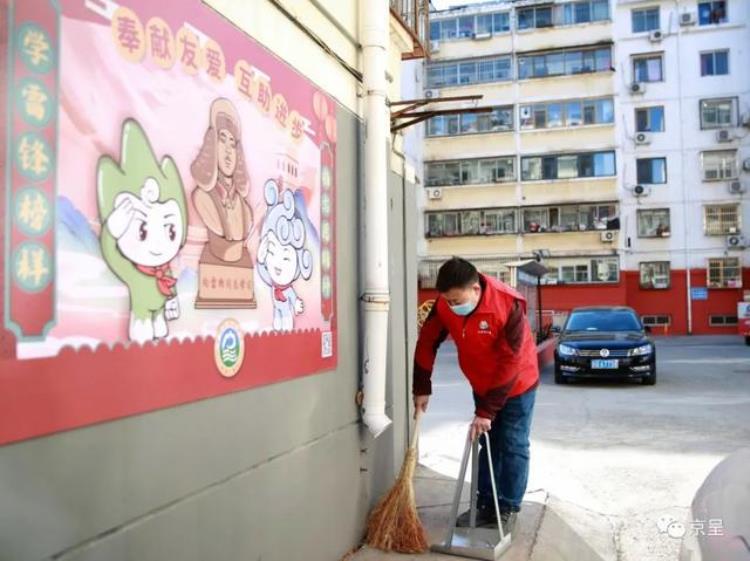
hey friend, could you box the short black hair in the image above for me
[436,257,479,292]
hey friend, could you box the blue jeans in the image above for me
[477,386,536,513]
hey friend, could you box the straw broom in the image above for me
[364,412,428,553]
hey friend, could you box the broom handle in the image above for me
[409,410,422,450]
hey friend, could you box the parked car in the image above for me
[553,306,656,385]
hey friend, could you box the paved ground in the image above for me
[413,335,750,561]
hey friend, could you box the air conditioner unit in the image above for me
[600,231,616,243]
[635,132,651,145]
[649,30,663,42]
[728,226,738,234]
[632,184,651,197]
[430,40,440,53]
[680,12,696,26]
[630,82,646,95]
[726,235,746,249]
[427,187,443,200]
[729,181,746,194]
[741,114,750,128]
[473,31,491,40]
[520,106,532,119]
[424,89,440,99]
[743,158,750,172]
[716,129,733,143]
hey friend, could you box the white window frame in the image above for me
[639,261,671,289]
[707,257,742,289]
[704,204,740,236]
[701,150,737,181]
[637,208,671,238]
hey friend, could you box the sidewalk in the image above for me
[349,464,618,561]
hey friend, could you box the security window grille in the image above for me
[707,257,741,288]
[425,157,515,187]
[640,262,671,289]
[633,54,663,82]
[635,106,665,132]
[632,7,660,32]
[701,50,729,76]
[425,209,517,238]
[427,55,512,87]
[427,106,514,137]
[522,204,617,233]
[636,157,667,184]
[709,315,738,326]
[702,150,737,180]
[521,151,615,181]
[637,209,670,237]
[518,46,611,79]
[520,97,613,130]
[430,11,511,41]
[698,1,727,25]
[700,98,737,129]
[546,257,619,284]
[704,205,739,235]
[642,315,671,326]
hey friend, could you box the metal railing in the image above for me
[390,0,430,59]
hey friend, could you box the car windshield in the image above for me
[565,310,642,332]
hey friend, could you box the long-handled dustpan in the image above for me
[431,431,512,560]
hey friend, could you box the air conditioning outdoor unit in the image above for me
[743,158,750,172]
[630,82,646,95]
[726,235,746,249]
[430,40,440,53]
[635,132,651,145]
[600,231,616,243]
[427,187,443,200]
[424,89,440,99]
[741,114,750,128]
[716,129,732,143]
[520,106,532,119]
[632,184,650,197]
[729,181,746,194]
[649,30,663,42]
[680,12,696,26]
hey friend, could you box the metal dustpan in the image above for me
[431,432,512,560]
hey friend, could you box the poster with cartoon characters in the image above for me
[0,0,338,445]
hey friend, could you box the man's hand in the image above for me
[469,416,492,441]
[413,395,429,419]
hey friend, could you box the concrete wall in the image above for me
[0,105,417,561]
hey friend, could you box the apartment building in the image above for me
[418,0,749,334]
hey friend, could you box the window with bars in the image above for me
[637,208,670,238]
[640,261,670,289]
[642,315,671,326]
[704,204,740,235]
[518,0,609,30]
[425,208,517,238]
[520,97,613,130]
[430,11,511,42]
[521,151,615,181]
[700,97,737,129]
[418,260,511,288]
[427,55,512,87]
[701,150,737,181]
[518,46,611,79]
[522,204,617,233]
[709,315,738,326]
[425,157,516,187]
[707,257,741,288]
[542,257,619,284]
[427,106,514,137]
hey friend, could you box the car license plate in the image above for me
[591,359,618,369]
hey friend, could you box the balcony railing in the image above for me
[390,0,430,59]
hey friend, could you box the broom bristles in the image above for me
[364,447,429,553]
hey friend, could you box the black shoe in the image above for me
[500,510,518,535]
[456,504,497,528]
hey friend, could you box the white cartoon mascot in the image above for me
[257,179,313,331]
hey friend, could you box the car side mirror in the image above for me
[644,325,652,334]
[550,325,561,334]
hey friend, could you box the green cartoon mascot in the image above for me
[97,119,188,343]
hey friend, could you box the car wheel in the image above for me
[554,363,567,385]
[641,367,656,385]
